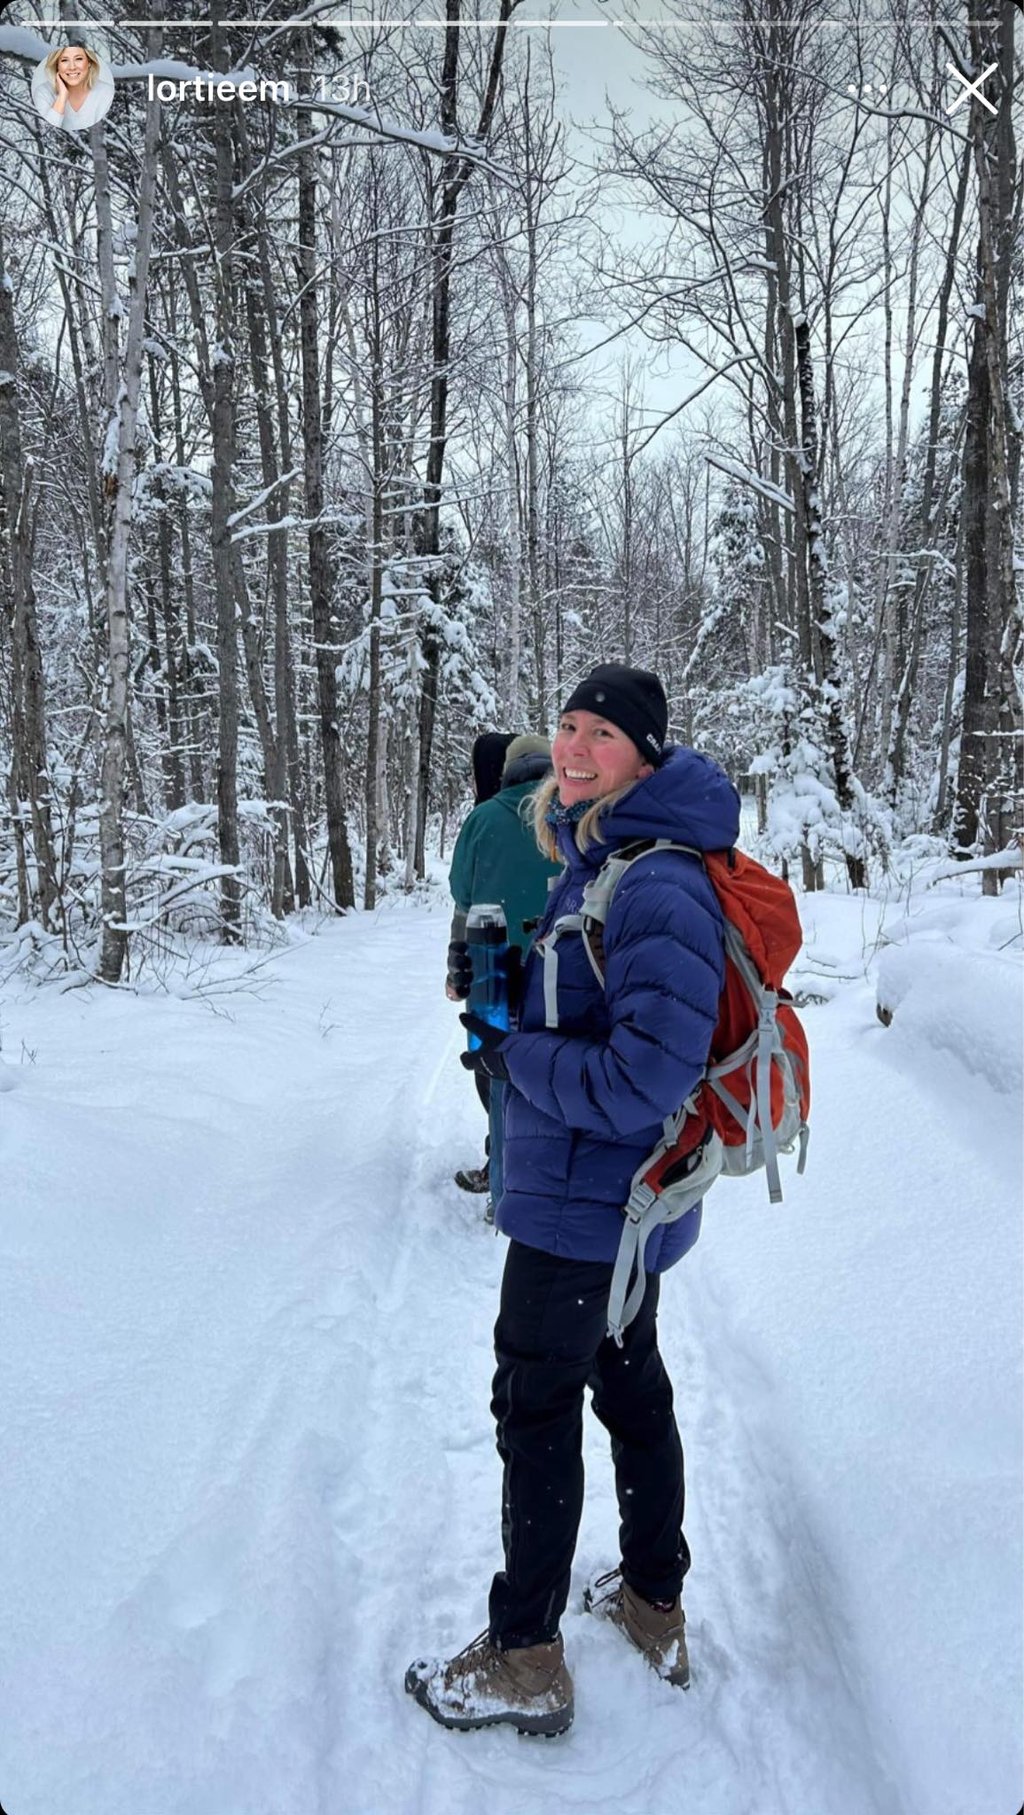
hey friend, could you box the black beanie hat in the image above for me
[561,663,668,762]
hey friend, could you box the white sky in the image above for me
[530,2,708,438]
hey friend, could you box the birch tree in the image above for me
[96,29,162,982]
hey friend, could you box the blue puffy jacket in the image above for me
[496,746,741,1268]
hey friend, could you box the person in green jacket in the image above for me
[447,735,562,1211]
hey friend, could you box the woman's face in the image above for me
[57,48,89,88]
[553,709,653,807]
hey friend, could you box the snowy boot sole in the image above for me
[404,1663,573,1737]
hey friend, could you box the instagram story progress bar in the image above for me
[20,13,927,25]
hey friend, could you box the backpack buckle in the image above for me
[624,1179,658,1222]
[758,991,778,1029]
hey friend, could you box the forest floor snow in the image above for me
[0,880,1020,1815]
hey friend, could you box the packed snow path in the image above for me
[1,892,1020,1815]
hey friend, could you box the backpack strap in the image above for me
[580,840,705,984]
[537,841,703,1027]
[606,1127,723,1345]
[537,914,583,1026]
[703,920,790,1200]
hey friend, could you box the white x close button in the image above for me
[946,61,999,116]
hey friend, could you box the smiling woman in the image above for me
[31,41,115,132]
[406,662,743,1736]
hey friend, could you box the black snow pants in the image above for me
[487,1238,690,1650]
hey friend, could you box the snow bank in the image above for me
[876,938,1022,1099]
[872,879,1023,1102]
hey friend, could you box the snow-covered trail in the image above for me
[0,899,1019,1815]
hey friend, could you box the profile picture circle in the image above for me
[31,42,114,132]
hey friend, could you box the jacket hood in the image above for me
[472,732,515,803]
[561,744,739,865]
[501,750,552,790]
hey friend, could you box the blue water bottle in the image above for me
[466,904,509,1051]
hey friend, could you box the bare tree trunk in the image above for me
[488,187,523,720]
[413,0,521,876]
[169,338,206,803]
[934,506,965,830]
[876,118,898,769]
[759,6,806,666]
[881,123,934,800]
[888,134,972,798]
[522,101,546,718]
[953,2,1021,865]
[146,350,186,811]
[757,36,789,657]
[160,149,219,808]
[250,141,311,907]
[0,225,59,929]
[364,357,385,909]
[954,313,991,853]
[338,279,387,903]
[209,10,242,942]
[298,41,354,911]
[403,667,420,893]
[95,60,162,980]
[237,179,289,917]
[758,4,830,888]
[969,0,1022,884]
[794,316,865,889]
[616,374,635,667]
[234,559,281,803]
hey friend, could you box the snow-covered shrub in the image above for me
[704,665,888,883]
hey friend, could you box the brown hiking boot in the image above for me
[405,1629,574,1736]
[584,1567,690,1689]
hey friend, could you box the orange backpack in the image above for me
[564,839,811,1340]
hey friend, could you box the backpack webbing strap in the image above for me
[721,916,763,999]
[542,928,560,1026]
[579,840,705,987]
[539,914,587,1027]
[606,1193,669,1346]
[756,993,782,1203]
[606,1131,723,1345]
[715,919,786,1200]
[539,841,701,1025]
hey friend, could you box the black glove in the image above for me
[446,940,472,999]
[459,1012,511,1082]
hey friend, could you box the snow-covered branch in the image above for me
[706,454,795,514]
[924,847,1023,885]
[227,471,298,531]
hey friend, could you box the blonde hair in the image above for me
[529,772,644,863]
[46,44,101,92]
